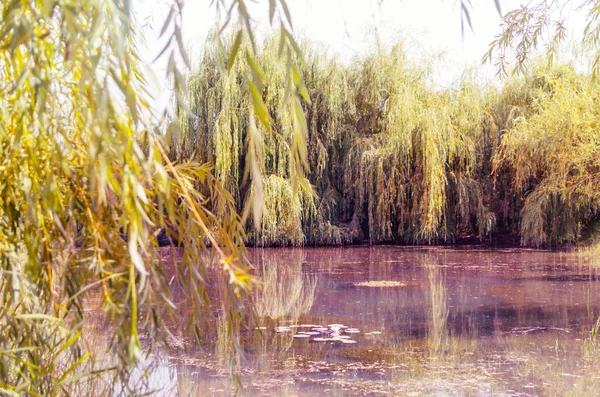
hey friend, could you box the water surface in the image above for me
[130,247,600,395]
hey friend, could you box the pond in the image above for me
[121,246,600,396]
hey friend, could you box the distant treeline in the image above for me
[169,36,600,247]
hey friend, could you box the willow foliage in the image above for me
[0,1,254,394]
[346,44,497,242]
[179,30,600,247]
[495,65,600,246]
[176,36,320,245]
[177,38,499,245]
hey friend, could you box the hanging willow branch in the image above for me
[0,0,254,394]
[480,0,600,77]
[177,37,499,245]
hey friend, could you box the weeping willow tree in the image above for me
[0,0,286,394]
[169,0,600,248]
[175,35,348,246]
[494,65,600,246]
[176,36,499,245]
[344,44,497,243]
[177,29,600,247]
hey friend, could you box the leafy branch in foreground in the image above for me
[481,0,600,76]
[0,0,254,394]
[167,0,311,232]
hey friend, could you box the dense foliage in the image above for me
[0,1,255,394]
[3,0,600,395]
[174,38,600,247]
[495,66,600,246]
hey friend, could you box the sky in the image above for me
[134,0,589,104]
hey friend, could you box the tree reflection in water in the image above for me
[253,250,317,323]
[425,256,448,355]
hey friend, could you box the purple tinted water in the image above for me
[136,247,600,396]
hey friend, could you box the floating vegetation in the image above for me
[264,323,366,344]
[352,281,412,288]
[507,327,571,335]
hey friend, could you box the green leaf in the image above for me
[160,7,175,37]
[279,0,293,30]
[269,0,276,25]
[227,30,243,71]
[461,1,473,35]
[175,27,191,68]
[238,1,256,51]
[41,0,56,17]
[249,83,271,132]
[0,388,20,397]
[57,353,91,385]
[54,331,82,360]
[246,50,265,88]
[15,314,60,321]
[292,66,311,103]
